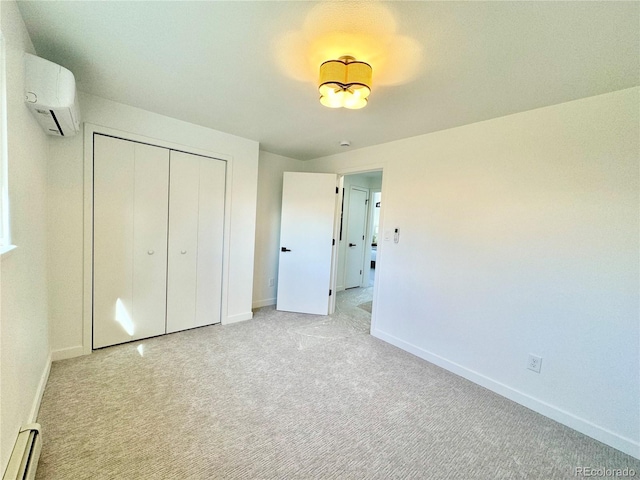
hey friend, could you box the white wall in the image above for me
[48,93,259,359]
[252,151,307,308]
[305,88,640,458]
[0,1,51,472]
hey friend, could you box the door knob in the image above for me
[181,250,187,254]
[349,243,356,247]
[147,250,154,255]
[281,247,291,252]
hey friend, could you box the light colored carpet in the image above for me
[36,288,639,479]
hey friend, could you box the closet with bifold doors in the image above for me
[92,134,226,349]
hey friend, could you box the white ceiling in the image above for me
[17,1,639,160]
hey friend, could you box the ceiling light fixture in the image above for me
[319,56,372,109]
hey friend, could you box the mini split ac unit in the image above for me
[24,53,81,137]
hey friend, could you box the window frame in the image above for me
[0,30,15,255]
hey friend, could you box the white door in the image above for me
[277,172,337,315]
[166,151,225,333]
[195,157,226,328]
[345,187,369,288]
[93,135,169,348]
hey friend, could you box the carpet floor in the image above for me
[36,287,639,479]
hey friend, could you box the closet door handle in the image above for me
[147,250,155,255]
[281,247,291,252]
[349,243,356,247]
[180,250,187,255]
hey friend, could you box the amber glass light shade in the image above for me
[318,56,372,109]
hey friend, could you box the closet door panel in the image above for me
[195,159,226,327]
[166,151,199,333]
[93,135,169,348]
[132,142,170,341]
[93,135,134,349]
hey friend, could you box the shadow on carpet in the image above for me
[358,301,372,313]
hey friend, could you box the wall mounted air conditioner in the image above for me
[24,53,81,137]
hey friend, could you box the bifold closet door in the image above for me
[93,135,170,349]
[166,151,226,333]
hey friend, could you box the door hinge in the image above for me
[332,239,335,246]
[360,270,362,275]
[336,187,339,194]
[362,235,365,240]
[365,198,369,204]
[329,289,332,296]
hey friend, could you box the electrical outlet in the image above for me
[268,278,275,287]
[527,354,542,373]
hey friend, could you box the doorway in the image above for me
[334,171,383,320]
[274,169,383,321]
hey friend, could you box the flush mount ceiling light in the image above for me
[319,55,372,109]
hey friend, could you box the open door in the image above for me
[277,172,338,315]
[345,186,369,288]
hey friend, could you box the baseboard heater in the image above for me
[2,424,42,480]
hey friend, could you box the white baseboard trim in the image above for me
[52,345,86,361]
[223,311,253,325]
[252,297,276,309]
[372,328,640,460]
[28,353,51,423]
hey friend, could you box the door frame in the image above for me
[329,163,386,333]
[82,123,233,355]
